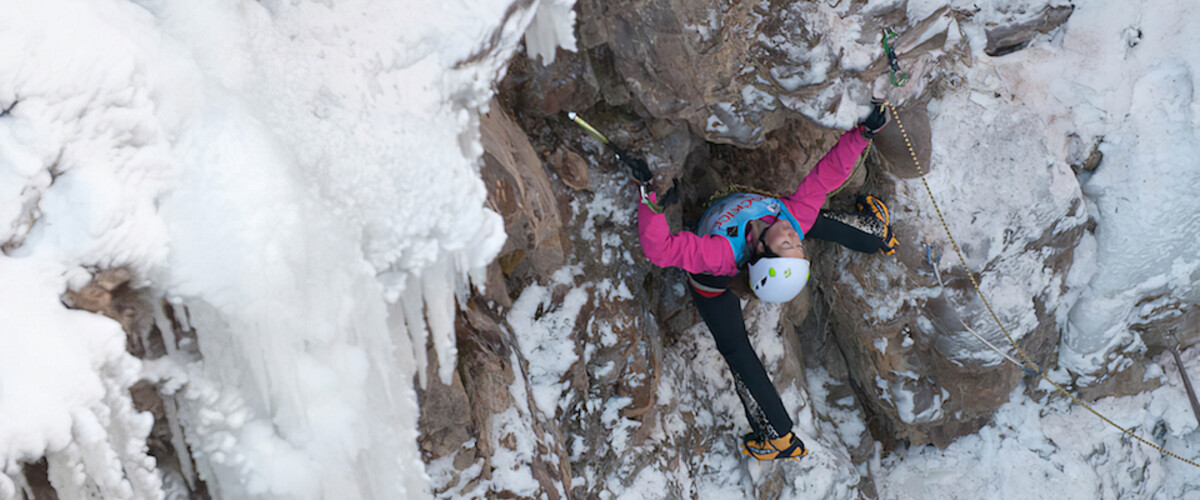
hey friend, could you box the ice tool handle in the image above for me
[567,112,654,185]
[882,29,909,87]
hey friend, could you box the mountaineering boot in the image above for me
[880,225,899,255]
[857,194,898,255]
[856,194,890,226]
[741,432,808,461]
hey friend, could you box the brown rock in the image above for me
[1073,301,1200,401]
[985,5,1074,57]
[1067,134,1104,174]
[479,98,568,298]
[61,268,133,313]
[423,297,573,499]
[61,267,160,358]
[548,147,591,190]
[500,46,601,117]
[581,0,793,147]
[819,180,1088,448]
[416,353,474,460]
[871,103,933,179]
[20,459,58,500]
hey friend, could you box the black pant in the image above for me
[807,208,890,253]
[689,209,885,438]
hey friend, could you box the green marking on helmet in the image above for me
[769,268,776,277]
[784,268,791,278]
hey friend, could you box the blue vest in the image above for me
[698,193,804,266]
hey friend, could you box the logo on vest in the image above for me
[713,195,766,228]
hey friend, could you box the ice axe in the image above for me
[567,111,654,184]
[566,111,677,213]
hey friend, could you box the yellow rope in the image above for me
[883,100,1200,469]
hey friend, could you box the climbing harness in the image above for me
[567,111,671,213]
[882,29,909,87]
[884,100,1200,468]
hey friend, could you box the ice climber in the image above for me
[636,103,896,461]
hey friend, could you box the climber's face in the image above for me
[761,219,804,259]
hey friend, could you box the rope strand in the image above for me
[884,101,1200,468]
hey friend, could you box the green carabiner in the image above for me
[882,29,909,87]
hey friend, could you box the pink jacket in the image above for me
[638,128,869,276]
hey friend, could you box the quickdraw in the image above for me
[882,29,909,87]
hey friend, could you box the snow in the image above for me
[483,356,563,499]
[506,275,588,416]
[1064,59,1200,373]
[880,350,1200,498]
[806,367,868,453]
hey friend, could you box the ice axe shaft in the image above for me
[566,111,653,184]
[568,111,610,144]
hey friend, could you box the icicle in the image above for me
[457,252,477,309]
[42,357,166,500]
[152,300,178,356]
[401,275,431,389]
[0,468,19,500]
[101,372,163,500]
[169,302,191,333]
[423,256,458,386]
[45,444,88,499]
[161,396,196,490]
[522,0,578,64]
[70,408,135,499]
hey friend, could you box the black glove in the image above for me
[624,155,653,184]
[658,181,679,209]
[859,101,888,139]
[610,145,653,183]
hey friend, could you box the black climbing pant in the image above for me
[688,208,886,438]
[807,209,890,254]
[689,272,793,438]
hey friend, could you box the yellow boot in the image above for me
[858,194,898,255]
[857,194,890,226]
[741,432,808,461]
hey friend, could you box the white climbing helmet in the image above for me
[748,257,810,303]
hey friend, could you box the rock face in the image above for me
[984,5,1075,57]
[426,1,1097,497]
[521,0,971,148]
[478,99,570,294]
